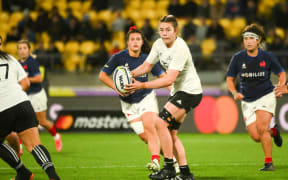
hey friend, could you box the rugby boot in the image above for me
[149,166,176,179]
[259,163,274,171]
[175,173,194,180]
[271,124,282,147]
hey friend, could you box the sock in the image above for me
[152,155,160,163]
[270,128,277,137]
[48,126,57,136]
[0,142,23,171]
[180,165,191,176]
[265,157,272,163]
[31,144,59,179]
[164,158,174,170]
[269,119,275,129]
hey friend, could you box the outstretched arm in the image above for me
[126,69,178,91]
[131,61,154,77]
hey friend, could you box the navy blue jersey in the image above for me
[102,49,164,103]
[19,55,42,94]
[226,49,284,102]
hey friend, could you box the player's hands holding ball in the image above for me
[113,65,136,96]
[125,78,146,92]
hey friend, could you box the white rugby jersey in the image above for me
[0,55,29,111]
[146,37,202,95]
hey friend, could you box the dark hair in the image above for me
[126,28,151,54]
[159,15,178,29]
[242,23,266,43]
[0,36,9,60]
[17,39,31,49]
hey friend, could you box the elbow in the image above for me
[98,71,107,83]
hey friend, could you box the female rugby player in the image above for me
[126,15,202,180]
[226,23,285,171]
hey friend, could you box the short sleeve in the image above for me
[151,62,164,76]
[9,56,27,81]
[101,54,118,75]
[268,52,284,75]
[226,55,238,77]
[146,41,160,65]
[29,59,41,77]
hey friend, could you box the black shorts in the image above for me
[0,101,38,138]
[168,91,202,113]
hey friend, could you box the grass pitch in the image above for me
[0,133,287,180]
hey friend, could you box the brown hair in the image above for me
[159,15,178,29]
[17,39,31,49]
[126,27,151,54]
[242,23,266,43]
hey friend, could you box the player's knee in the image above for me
[256,126,267,136]
[250,134,260,142]
[138,133,148,143]
[159,108,182,130]
[159,108,174,124]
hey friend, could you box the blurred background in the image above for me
[1,0,288,133]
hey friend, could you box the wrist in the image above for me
[232,90,238,96]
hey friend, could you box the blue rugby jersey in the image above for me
[19,55,42,94]
[226,49,284,102]
[102,49,164,104]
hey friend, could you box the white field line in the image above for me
[1,162,286,170]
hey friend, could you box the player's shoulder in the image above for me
[111,49,129,59]
[24,55,37,64]
[261,50,276,59]
[232,50,246,61]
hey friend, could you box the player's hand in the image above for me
[125,78,145,92]
[274,84,288,98]
[114,88,129,97]
[233,92,244,101]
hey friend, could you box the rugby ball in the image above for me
[113,66,132,94]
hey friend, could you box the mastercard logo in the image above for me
[194,96,239,134]
[56,115,74,130]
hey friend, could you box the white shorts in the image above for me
[28,88,48,112]
[121,91,159,121]
[241,92,276,126]
[121,91,159,134]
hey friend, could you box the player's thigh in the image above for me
[164,102,186,122]
[142,112,158,130]
[256,110,272,135]
[247,122,260,141]
[0,108,15,139]
[165,91,202,122]
[14,101,39,134]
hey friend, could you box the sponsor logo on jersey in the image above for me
[241,72,265,78]
[23,64,28,70]
[242,63,246,69]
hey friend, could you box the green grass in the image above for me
[1,133,287,180]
